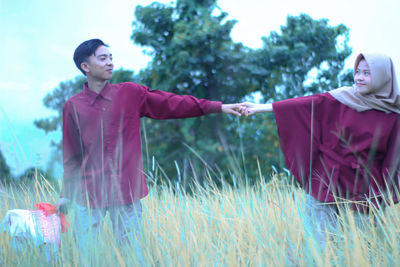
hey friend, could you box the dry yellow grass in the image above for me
[1,172,400,266]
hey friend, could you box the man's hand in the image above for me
[221,103,243,116]
[56,198,70,215]
[238,102,273,116]
[238,102,258,116]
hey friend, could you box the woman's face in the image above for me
[354,59,373,95]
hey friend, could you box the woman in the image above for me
[240,53,400,247]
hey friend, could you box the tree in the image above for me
[252,13,353,101]
[131,2,353,184]
[0,149,12,184]
[237,14,353,180]
[132,0,258,183]
[18,167,56,186]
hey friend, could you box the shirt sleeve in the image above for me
[381,115,400,203]
[272,94,323,186]
[60,101,83,200]
[139,86,222,119]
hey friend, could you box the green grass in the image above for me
[1,171,400,266]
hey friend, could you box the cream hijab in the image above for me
[329,53,400,114]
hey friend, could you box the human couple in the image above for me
[57,39,400,256]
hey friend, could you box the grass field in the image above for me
[1,171,400,266]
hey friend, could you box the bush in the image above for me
[18,167,57,188]
[0,149,12,184]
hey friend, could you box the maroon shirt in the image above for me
[273,92,400,211]
[61,82,221,207]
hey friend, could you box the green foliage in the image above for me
[132,1,255,101]
[132,2,352,183]
[34,76,85,134]
[234,14,353,180]
[17,167,56,186]
[110,69,136,84]
[132,0,260,182]
[253,13,353,100]
[0,149,12,184]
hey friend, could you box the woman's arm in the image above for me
[239,102,273,116]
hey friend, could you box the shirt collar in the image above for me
[83,82,113,105]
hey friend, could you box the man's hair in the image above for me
[73,39,109,75]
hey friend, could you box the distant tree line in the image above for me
[0,149,12,184]
[34,0,353,188]
[0,149,56,186]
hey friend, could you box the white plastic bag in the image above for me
[1,203,68,251]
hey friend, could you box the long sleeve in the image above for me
[381,115,400,203]
[60,101,83,200]
[139,86,221,119]
[272,94,322,186]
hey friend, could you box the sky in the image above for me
[0,0,399,177]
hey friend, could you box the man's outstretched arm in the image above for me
[139,85,242,118]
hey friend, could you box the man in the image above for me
[56,39,242,257]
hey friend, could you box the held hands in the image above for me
[239,102,273,116]
[221,103,244,116]
[222,102,273,117]
[238,102,258,116]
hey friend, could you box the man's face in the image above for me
[82,45,113,80]
[354,59,373,95]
